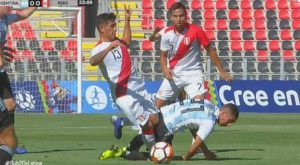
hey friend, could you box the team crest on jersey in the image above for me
[183,37,190,45]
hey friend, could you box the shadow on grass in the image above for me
[214,148,265,153]
[28,148,96,154]
[173,156,262,161]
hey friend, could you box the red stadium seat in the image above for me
[5,40,12,48]
[61,49,72,61]
[291,0,300,9]
[206,30,215,40]
[283,50,295,61]
[255,30,267,40]
[167,0,177,9]
[23,49,33,60]
[257,51,268,62]
[278,0,288,9]
[217,20,227,30]
[142,18,153,30]
[191,0,202,9]
[230,30,241,40]
[254,20,266,30]
[292,20,300,29]
[242,19,253,30]
[279,9,290,19]
[204,20,215,30]
[229,9,239,20]
[68,40,77,50]
[42,40,54,51]
[216,0,226,9]
[203,0,214,9]
[281,30,292,40]
[269,40,281,51]
[265,0,276,9]
[154,19,165,29]
[204,10,215,19]
[142,0,153,9]
[142,40,153,51]
[12,31,23,39]
[10,24,21,32]
[241,0,251,9]
[291,10,300,19]
[254,9,265,19]
[231,41,242,51]
[142,9,153,19]
[244,40,255,51]
[295,41,300,50]
[20,22,33,31]
[24,31,36,40]
[241,9,252,19]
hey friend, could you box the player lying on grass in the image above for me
[100,99,239,161]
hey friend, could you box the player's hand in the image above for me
[220,71,233,83]
[108,40,123,51]
[0,57,3,67]
[162,67,173,80]
[204,150,217,160]
[124,4,131,21]
[3,46,15,62]
[154,27,162,34]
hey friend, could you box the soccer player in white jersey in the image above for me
[0,6,37,155]
[155,2,233,109]
[100,99,239,161]
[90,6,159,147]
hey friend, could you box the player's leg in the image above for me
[155,78,180,109]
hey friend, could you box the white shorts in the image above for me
[116,89,157,126]
[156,75,206,101]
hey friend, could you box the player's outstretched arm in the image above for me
[205,45,233,82]
[160,50,173,80]
[122,4,131,48]
[0,46,4,67]
[16,7,37,22]
[149,28,162,41]
[90,41,122,66]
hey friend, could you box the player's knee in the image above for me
[0,145,14,164]
[155,98,166,109]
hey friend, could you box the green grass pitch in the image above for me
[13,113,300,165]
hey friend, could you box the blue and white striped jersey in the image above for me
[160,99,219,141]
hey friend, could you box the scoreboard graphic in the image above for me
[0,0,94,7]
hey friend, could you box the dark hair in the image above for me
[224,103,239,120]
[169,2,187,15]
[95,12,116,30]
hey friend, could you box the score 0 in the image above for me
[28,0,43,7]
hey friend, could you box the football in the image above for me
[150,142,174,164]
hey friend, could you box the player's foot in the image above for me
[111,116,123,139]
[15,146,28,154]
[99,145,125,160]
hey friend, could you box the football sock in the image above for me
[121,117,131,126]
[123,151,149,160]
[0,145,13,164]
[142,128,155,149]
[127,134,144,151]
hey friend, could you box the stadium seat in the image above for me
[222,61,230,72]
[269,40,281,51]
[48,51,59,61]
[142,51,153,61]
[253,0,264,9]
[142,9,153,19]
[217,31,228,40]
[231,41,242,51]
[142,0,152,9]
[277,0,289,9]
[295,41,300,50]
[68,40,77,50]
[19,22,33,31]
[244,41,255,51]
[54,40,66,51]
[229,20,240,29]
[229,10,239,20]
[192,19,201,25]
[297,62,300,72]
[242,19,253,30]
[292,10,300,19]
[257,41,268,50]
[268,30,279,40]
[166,0,176,9]
[203,0,214,9]
[279,9,290,19]
[206,30,215,40]
[29,40,40,50]
[267,20,278,29]
[266,10,277,19]
[232,61,243,73]
[258,62,269,72]
[204,20,215,30]
[60,49,72,61]
[180,0,190,9]
[265,0,276,9]
[24,31,36,40]
[204,10,215,19]
[282,41,293,50]
[66,62,77,73]
[22,49,33,60]
[154,62,162,73]
[232,51,243,61]
[28,61,38,73]
[52,61,62,72]
[216,0,226,9]
[254,20,266,30]
[255,30,266,40]
[292,20,300,29]
[154,41,160,50]
[284,62,295,73]
[142,40,153,51]
[270,61,280,73]
[154,19,165,29]
[228,0,239,9]
[241,0,251,9]
[12,31,23,39]
[230,30,241,40]
[254,9,265,19]
[281,30,292,40]
[34,50,46,62]
[216,10,227,19]
[246,61,256,72]
[141,61,152,73]
[270,51,281,61]
[141,18,153,30]
[280,20,291,29]
[130,40,140,50]
[218,41,229,50]
[217,20,227,30]
[219,50,230,61]
[291,0,300,9]
[16,40,27,50]
[191,0,202,9]
[154,0,165,9]
[154,9,165,19]
[243,30,254,40]
[14,61,24,73]
[191,10,202,19]
[283,50,295,61]
[241,9,252,19]
[40,61,52,73]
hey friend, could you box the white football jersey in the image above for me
[161,99,219,141]
[160,23,210,77]
[91,41,145,100]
